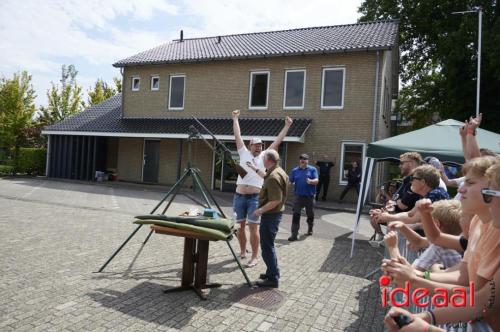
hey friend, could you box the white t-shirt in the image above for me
[438,178,447,192]
[453,176,466,201]
[236,147,266,188]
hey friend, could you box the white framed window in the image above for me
[339,141,365,185]
[131,77,140,91]
[283,69,306,110]
[151,76,160,91]
[321,67,345,109]
[168,75,185,110]
[248,71,270,110]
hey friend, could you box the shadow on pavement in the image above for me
[319,232,386,331]
[88,281,239,328]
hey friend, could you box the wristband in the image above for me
[423,270,431,280]
[429,310,436,325]
[467,128,476,136]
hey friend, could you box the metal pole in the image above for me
[476,8,482,117]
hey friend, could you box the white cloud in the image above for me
[180,0,363,38]
[0,0,362,106]
[0,0,178,105]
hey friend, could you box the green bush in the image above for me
[16,148,46,175]
[0,165,14,175]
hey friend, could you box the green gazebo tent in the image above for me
[350,119,500,257]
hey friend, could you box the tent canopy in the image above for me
[367,119,500,163]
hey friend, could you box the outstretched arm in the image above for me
[268,116,293,151]
[232,110,245,150]
[465,114,482,160]
[416,199,464,252]
[388,221,428,250]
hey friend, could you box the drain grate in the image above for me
[230,286,286,311]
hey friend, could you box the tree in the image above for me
[0,71,37,166]
[85,79,116,108]
[359,0,500,131]
[38,64,83,126]
[113,76,122,93]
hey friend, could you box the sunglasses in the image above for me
[409,175,422,181]
[481,188,500,204]
[299,157,308,161]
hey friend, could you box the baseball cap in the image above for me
[299,153,309,160]
[424,156,441,170]
[249,138,263,145]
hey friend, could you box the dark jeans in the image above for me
[339,183,360,201]
[260,212,282,282]
[316,175,330,200]
[291,195,315,236]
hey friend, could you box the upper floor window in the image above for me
[321,68,345,109]
[249,71,269,110]
[151,76,160,91]
[283,69,305,109]
[168,75,185,110]
[131,77,140,91]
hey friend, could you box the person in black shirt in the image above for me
[339,161,361,202]
[369,152,423,243]
[314,154,335,201]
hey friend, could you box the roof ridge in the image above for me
[172,19,398,42]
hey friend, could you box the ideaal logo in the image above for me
[379,275,475,308]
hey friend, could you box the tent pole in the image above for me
[350,157,373,258]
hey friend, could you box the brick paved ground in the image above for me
[0,177,386,331]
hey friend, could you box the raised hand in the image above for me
[468,113,482,130]
[232,109,240,119]
[415,198,433,214]
[388,221,404,231]
[384,231,398,248]
[285,116,293,127]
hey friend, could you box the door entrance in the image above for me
[143,140,160,183]
[213,142,239,192]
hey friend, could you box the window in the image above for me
[339,142,365,185]
[283,69,305,109]
[131,77,140,91]
[168,75,185,110]
[321,68,345,109]
[151,76,160,91]
[249,71,270,110]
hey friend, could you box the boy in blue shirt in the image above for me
[288,154,319,241]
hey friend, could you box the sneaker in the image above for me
[256,279,279,288]
[288,235,298,241]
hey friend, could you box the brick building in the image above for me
[42,20,399,201]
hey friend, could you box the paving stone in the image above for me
[0,178,386,332]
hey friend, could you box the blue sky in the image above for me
[0,0,362,107]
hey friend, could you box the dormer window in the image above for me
[151,76,159,91]
[132,77,140,91]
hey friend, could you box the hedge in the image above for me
[16,148,46,175]
[0,165,14,176]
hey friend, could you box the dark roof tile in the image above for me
[43,94,311,139]
[114,20,398,67]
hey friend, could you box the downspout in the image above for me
[120,67,124,118]
[371,51,381,142]
[369,51,381,203]
[45,135,51,177]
